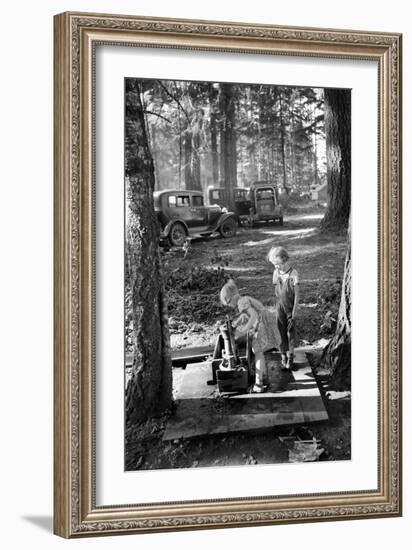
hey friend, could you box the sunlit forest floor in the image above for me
[125,203,351,471]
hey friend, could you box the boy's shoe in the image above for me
[280,354,288,370]
[252,384,265,393]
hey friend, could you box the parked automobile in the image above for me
[208,187,252,216]
[247,181,283,226]
[208,182,283,226]
[154,189,238,246]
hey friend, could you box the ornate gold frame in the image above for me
[54,12,402,538]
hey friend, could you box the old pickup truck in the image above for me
[208,182,283,226]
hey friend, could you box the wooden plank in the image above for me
[164,411,306,441]
[171,345,214,362]
[223,411,306,433]
[163,347,328,440]
[176,362,215,399]
[163,397,306,440]
[163,400,215,440]
[126,345,215,368]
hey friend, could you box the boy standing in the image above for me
[267,246,300,370]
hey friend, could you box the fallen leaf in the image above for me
[288,440,324,463]
[326,391,351,400]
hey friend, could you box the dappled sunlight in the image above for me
[242,227,317,247]
[292,242,346,257]
[224,266,261,273]
[260,227,317,238]
[242,237,280,247]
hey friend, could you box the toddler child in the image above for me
[220,279,280,392]
[267,246,300,370]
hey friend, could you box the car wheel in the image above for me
[168,222,187,246]
[219,217,237,238]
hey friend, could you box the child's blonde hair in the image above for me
[220,279,239,306]
[267,246,290,265]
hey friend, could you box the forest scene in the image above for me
[125,77,351,471]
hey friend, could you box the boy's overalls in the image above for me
[273,267,298,366]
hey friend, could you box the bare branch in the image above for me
[144,110,172,124]
[157,80,191,123]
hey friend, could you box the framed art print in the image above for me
[54,12,402,537]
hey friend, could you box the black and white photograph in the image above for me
[124,77,351,471]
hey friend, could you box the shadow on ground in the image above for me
[21,515,53,533]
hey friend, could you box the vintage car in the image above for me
[247,181,283,225]
[208,182,283,226]
[207,187,252,222]
[153,189,238,246]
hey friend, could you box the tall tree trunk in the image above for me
[257,99,263,180]
[191,130,202,191]
[320,223,351,389]
[219,83,237,211]
[312,102,319,191]
[321,88,351,230]
[290,96,297,190]
[175,91,184,189]
[184,130,193,189]
[209,87,219,184]
[279,93,290,195]
[125,78,172,426]
[150,124,160,190]
[313,127,319,191]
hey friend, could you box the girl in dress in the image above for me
[220,279,280,393]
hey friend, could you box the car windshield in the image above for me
[256,188,274,199]
[235,189,247,200]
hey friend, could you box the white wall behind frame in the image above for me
[0,0,409,549]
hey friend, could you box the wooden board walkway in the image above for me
[126,345,214,369]
[163,349,328,441]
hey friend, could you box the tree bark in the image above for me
[320,223,351,389]
[219,83,237,211]
[191,125,202,191]
[210,116,219,184]
[184,130,193,189]
[279,93,290,195]
[311,101,319,191]
[321,88,351,230]
[125,78,172,426]
[209,86,219,184]
[313,127,319,190]
[183,126,202,191]
[150,124,160,190]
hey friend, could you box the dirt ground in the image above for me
[125,204,351,471]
